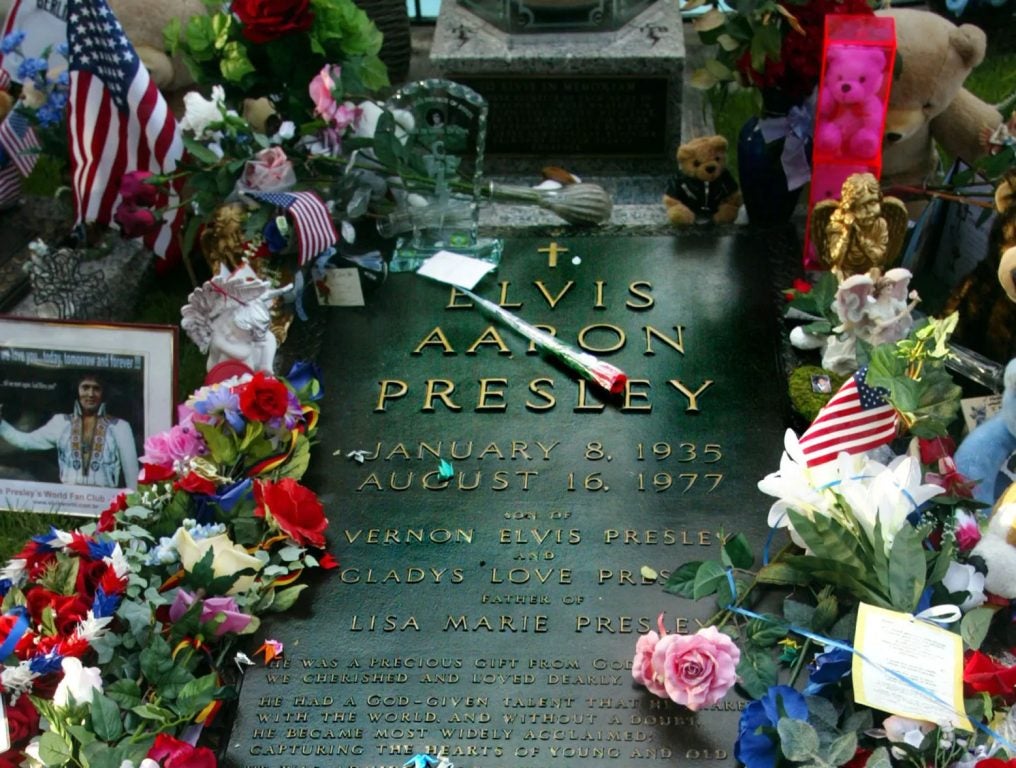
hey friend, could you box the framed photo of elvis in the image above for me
[0,317,177,516]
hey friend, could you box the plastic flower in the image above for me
[190,385,244,432]
[140,417,208,470]
[882,715,934,754]
[146,733,216,768]
[837,456,944,554]
[0,31,25,54]
[52,657,103,707]
[736,685,809,768]
[113,203,158,239]
[172,528,265,594]
[651,625,739,711]
[119,170,159,207]
[179,85,227,139]
[254,478,328,548]
[169,589,254,636]
[238,372,291,422]
[953,510,982,551]
[309,65,361,130]
[804,647,852,694]
[964,651,1016,702]
[941,561,986,612]
[631,613,667,698]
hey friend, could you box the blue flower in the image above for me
[56,71,69,87]
[287,360,322,400]
[804,647,852,695]
[211,478,252,513]
[15,56,46,82]
[735,685,809,768]
[0,31,24,55]
[55,41,69,58]
[36,102,62,127]
[192,386,244,432]
[263,218,288,253]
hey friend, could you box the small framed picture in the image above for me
[811,374,833,394]
[0,317,177,516]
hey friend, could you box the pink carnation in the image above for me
[954,510,982,551]
[140,416,208,468]
[652,625,740,711]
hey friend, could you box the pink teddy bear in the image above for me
[815,45,888,160]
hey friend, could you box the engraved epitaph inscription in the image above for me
[224,235,787,768]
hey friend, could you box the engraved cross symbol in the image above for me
[538,241,568,268]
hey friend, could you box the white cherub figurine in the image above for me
[181,264,291,374]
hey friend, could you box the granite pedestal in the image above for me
[430,0,684,165]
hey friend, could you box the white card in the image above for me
[315,267,365,307]
[416,250,496,290]
[852,602,972,731]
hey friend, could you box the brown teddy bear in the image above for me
[663,135,742,225]
[877,8,1002,188]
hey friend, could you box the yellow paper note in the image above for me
[852,602,972,732]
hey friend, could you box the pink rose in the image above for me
[239,146,296,193]
[632,613,669,697]
[119,170,159,207]
[140,415,208,468]
[652,625,740,711]
[113,203,158,239]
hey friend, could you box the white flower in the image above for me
[838,455,943,553]
[1,663,38,699]
[353,101,414,141]
[0,557,26,585]
[941,561,986,611]
[22,738,44,768]
[273,120,296,141]
[76,611,114,643]
[105,542,130,579]
[172,527,265,594]
[179,85,227,139]
[883,715,934,752]
[53,657,104,708]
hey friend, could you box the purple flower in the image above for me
[169,589,253,636]
[192,386,245,432]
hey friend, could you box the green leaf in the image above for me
[357,53,390,91]
[105,678,143,710]
[961,606,996,650]
[140,635,196,699]
[812,593,839,632]
[176,673,219,716]
[269,584,308,613]
[220,40,256,83]
[163,17,181,55]
[372,110,403,171]
[783,598,816,628]
[757,561,810,586]
[131,703,177,723]
[663,561,704,598]
[887,525,926,612]
[90,694,124,742]
[787,509,867,572]
[273,436,311,480]
[193,420,237,464]
[39,731,73,766]
[866,746,892,768]
[182,137,223,166]
[39,554,81,596]
[746,615,789,647]
[825,732,859,766]
[721,533,754,570]
[737,646,777,699]
[778,718,821,761]
[692,560,728,599]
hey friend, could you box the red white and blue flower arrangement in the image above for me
[633,320,1016,768]
[0,363,332,768]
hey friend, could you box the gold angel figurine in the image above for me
[811,173,908,282]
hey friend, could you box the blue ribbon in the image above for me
[0,607,29,659]
[759,95,816,191]
[722,569,1016,751]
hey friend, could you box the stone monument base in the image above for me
[430,0,684,162]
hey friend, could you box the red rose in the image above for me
[254,478,328,548]
[919,436,957,465]
[232,0,314,44]
[75,558,107,596]
[139,463,177,484]
[4,694,39,746]
[113,202,159,239]
[98,492,127,532]
[148,733,217,768]
[119,170,159,207]
[176,472,217,495]
[976,760,1016,768]
[964,651,1016,702]
[25,590,88,635]
[239,372,291,422]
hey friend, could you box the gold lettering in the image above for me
[498,281,523,308]
[574,380,605,412]
[668,379,714,412]
[577,324,625,354]
[534,280,575,309]
[622,379,652,411]
[447,287,473,309]
[477,379,509,411]
[527,378,556,411]
[594,280,606,309]
[413,327,456,355]
[644,325,685,355]
[422,380,462,412]
[466,327,512,355]
[374,380,408,412]
[626,281,654,310]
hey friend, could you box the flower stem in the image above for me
[787,637,813,686]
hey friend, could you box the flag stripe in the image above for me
[245,190,337,265]
[799,367,898,468]
[67,0,183,260]
[0,109,41,176]
[0,160,22,206]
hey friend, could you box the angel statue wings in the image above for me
[811,173,908,282]
[181,264,292,374]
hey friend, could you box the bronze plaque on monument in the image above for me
[224,235,787,768]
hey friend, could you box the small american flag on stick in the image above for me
[244,190,338,265]
[799,366,899,468]
[66,0,183,259]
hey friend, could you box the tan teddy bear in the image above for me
[877,8,1002,188]
[662,135,742,226]
[108,0,208,94]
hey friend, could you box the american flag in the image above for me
[66,0,183,259]
[799,366,899,468]
[0,147,21,207]
[245,190,338,265]
[0,108,41,176]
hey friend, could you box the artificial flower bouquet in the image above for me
[632,320,1016,768]
[0,363,333,768]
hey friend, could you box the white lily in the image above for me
[837,455,943,554]
[179,85,227,139]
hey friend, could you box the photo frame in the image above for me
[0,317,177,516]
